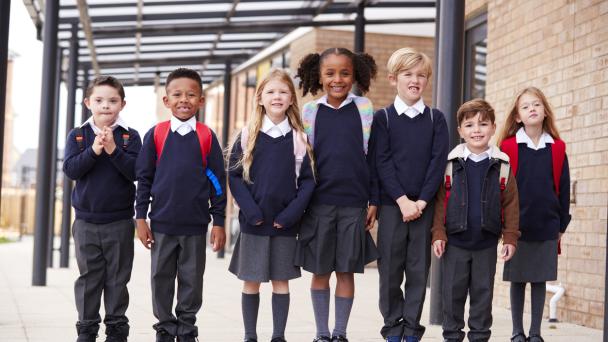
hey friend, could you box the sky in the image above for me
[8,2,157,154]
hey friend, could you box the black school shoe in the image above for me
[176,334,199,342]
[331,336,348,342]
[156,331,175,342]
[511,333,526,342]
[313,336,331,342]
[105,323,129,342]
[270,338,287,342]
[76,333,97,342]
[527,335,544,342]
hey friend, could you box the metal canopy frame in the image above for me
[25,0,435,87]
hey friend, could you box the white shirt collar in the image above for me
[170,115,197,133]
[80,116,129,134]
[463,145,492,162]
[394,96,425,119]
[261,115,292,138]
[515,127,555,150]
[316,92,358,109]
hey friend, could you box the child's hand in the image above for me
[365,205,377,231]
[209,226,226,252]
[501,244,516,261]
[92,134,104,155]
[415,200,427,212]
[136,219,154,249]
[100,127,116,155]
[254,220,264,226]
[396,196,421,222]
[433,240,445,258]
[273,222,283,229]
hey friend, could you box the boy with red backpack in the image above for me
[431,99,520,342]
[135,68,226,342]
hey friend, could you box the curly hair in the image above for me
[296,47,377,96]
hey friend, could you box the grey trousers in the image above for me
[73,219,134,336]
[151,232,206,337]
[441,244,497,342]
[377,204,433,339]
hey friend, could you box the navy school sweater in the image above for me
[517,144,571,241]
[372,104,449,205]
[228,131,315,236]
[135,127,226,236]
[448,158,499,250]
[63,124,142,224]
[312,101,379,207]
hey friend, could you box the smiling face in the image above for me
[258,78,293,123]
[319,53,354,108]
[84,85,126,128]
[390,62,429,106]
[458,112,496,154]
[516,92,546,129]
[163,77,204,121]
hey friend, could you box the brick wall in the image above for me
[476,0,607,329]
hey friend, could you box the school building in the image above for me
[197,0,607,330]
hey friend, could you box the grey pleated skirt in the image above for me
[294,203,379,275]
[503,239,558,282]
[229,232,301,282]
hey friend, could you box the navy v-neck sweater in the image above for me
[312,102,374,207]
[229,131,315,236]
[63,124,142,224]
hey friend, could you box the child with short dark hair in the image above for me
[63,75,142,342]
[135,67,226,342]
[373,47,449,342]
[432,99,520,342]
[294,47,379,342]
[498,87,571,342]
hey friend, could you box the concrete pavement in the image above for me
[0,236,602,341]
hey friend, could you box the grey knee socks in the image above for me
[242,293,260,340]
[530,282,546,336]
[272,293,290,339]
[332,296,354,338]
[311,289,331,338]
[510,282,526,335]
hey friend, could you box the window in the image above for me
[464,13,487,101]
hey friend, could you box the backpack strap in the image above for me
[74,127,85,152]
[195,122,212,168]
[293,130,308,184]
[443,160,453,224]
[551,139,566,195]
[499,136,519,176]
[121,129,130,149]
[153,120,171,164]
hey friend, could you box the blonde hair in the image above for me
[497,87,561,145]
[386,47,433,77]
[228,68,316,183]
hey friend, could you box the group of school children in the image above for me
[63,46,570,342]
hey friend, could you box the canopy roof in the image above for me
[24,0,435,86]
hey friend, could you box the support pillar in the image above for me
[218,59,232,259]
[80,66,89,124]
[429,0,465,325]
[60,25,78,268]
[354,1,365,53]
[0,0,11,204]
[47,47,62,268]
[32,0,59,286]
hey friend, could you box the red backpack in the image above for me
[500,136,566,253]
[500,136,566,195]
[153,120,222,195]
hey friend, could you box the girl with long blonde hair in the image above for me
[498,87,570,342]
[227,68,316,342]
